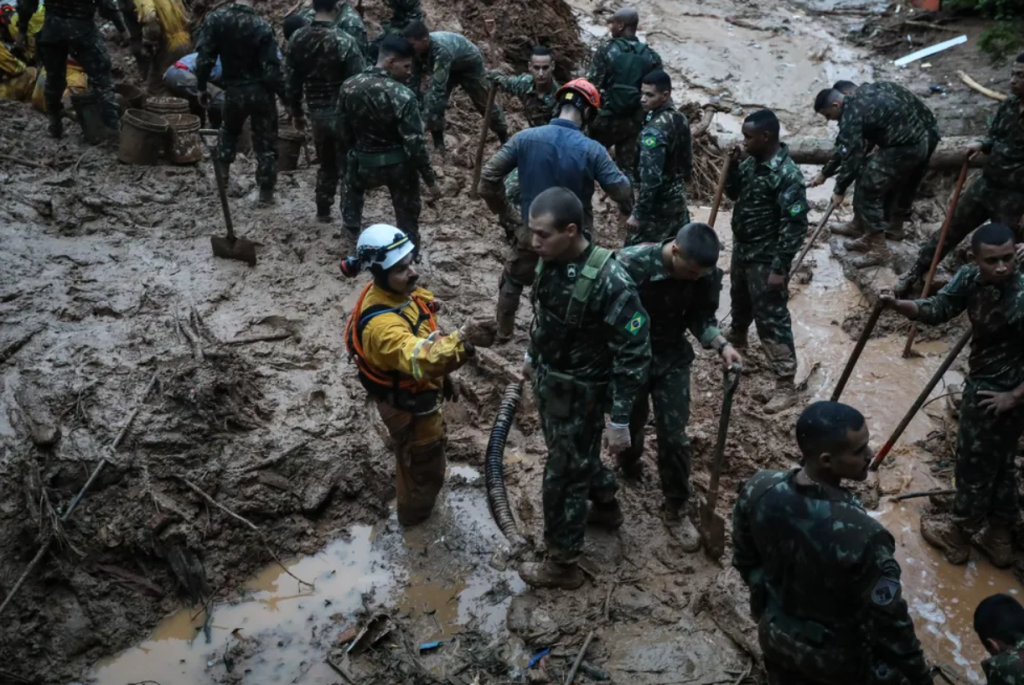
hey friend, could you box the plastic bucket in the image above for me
[115,83,144,110]
[145,96,189,116]
[276,128,305,172]
[119,109,169,166]
[70,91,106,145]
[164,113,202,164]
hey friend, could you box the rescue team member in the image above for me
[0,4,37,103]
[975,594,1024,683]
[195,0,286,207]
[880,223,1024,569]
[402,20,508,155]
[478,79,632,342]
[733,401,932,685]
[17,0,129,139]
[725,109,808,414]
[518,187,651,589]
[342,225,497,525]
[297,0,367,58]
[163,51,224,125]
[895,54,1024,297]
[616,223,742,550]
[587,7,662,180]
[131,0,191,94]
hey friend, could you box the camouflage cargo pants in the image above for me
[533,366,617,563]
[438,64,507,139]
[589,112,642,181]
[343,159,422,248]
[310,110,345,213]
[913,175,1024,272]
[376,401,446,526]
[619,356,692,506]
[220,84,279,192]
[730,255,797,379]
[951,381,1024,533]
[38,19,119,129]
[853,137,930,236]
[625,208,691,247]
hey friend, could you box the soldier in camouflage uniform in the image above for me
[17,0,128,138]
[725,109,808,414]
[881,222,1024,569]
[976,594,1024,685]
[195,0,286,206]
[617,223,742,550]
[626,69,692,246]
[338,36,440,252]
[296,1,367,58]
[895,55,1024,297]
[587,7,662,181]
[733,401,933,685]
[814,82,938,267]
[518,187,651,589]
[287,0,366,223]
[403,21,508,154]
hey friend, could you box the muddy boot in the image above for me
[724,327,748,349]
[845,232,891,269]
[977,525,1014,569]
[258,187,275,207]
[316,202,331,223]
[885,216,907,241]
[920,516,970,565]
[763,377,798,415]
[47,112,63,139]
[518,559,585,590]
[830,220,862,238]
[664,502,701,552]
[588,499,624,530]
[894,263,926,298]
[495,280,521,342]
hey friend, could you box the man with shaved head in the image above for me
[587,6,662,180]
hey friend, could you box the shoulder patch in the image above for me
[625,312,646,335]
[788,201,805,217]
[871,577,900,607]
[642,135,659,148]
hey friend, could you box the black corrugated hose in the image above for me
[485,382,525,547]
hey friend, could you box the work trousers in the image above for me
[376,401,446,526]
[730,255,797,379]
[219,84,278,191]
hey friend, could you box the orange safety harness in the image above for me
[344,282,439,407]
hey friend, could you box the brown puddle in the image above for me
[91,465,525,685]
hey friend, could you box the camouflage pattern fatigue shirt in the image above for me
[492,73,560,128]
[297,4,368,57]
[980,94,1024,190]
[635,101,692,223]
[415,31,484,124]
[286,19,365,112]
[984,638,1024,685]
[195,3,284,96]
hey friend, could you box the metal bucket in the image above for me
[276,127,305,172]
[70,91,106,145]
[119,109,169,166]
[164,113,202,164]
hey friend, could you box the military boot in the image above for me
[495,281,521,342]
[518,559,584,590]
[894,263,926,298]
[258,187,275,207]
[664,501,701,552]
[845,232,891,268]
[830,220,862,237]
[47,112,63,139]
[724,327,748,349]
[886,215,908,241]
[763,376,798,415]
[316,202,332,223]
[920,516,970,565]
[587,499,624,530]
[977,525,1014,569]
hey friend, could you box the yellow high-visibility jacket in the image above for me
[136,0,190,53]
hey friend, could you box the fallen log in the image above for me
[711,134,987,171]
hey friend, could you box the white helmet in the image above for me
[355,224,414,270]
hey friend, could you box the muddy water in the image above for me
[91,465,525,685]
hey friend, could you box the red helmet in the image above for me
[555,78,600,110]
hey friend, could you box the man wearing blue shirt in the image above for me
[479,78,633,341]
[164,52,223,124]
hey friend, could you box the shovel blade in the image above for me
[211,234,257,266]
[700,506,726,562]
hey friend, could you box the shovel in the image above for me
[700,365,741,561]
[199,129,257,266]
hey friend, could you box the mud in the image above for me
[1,0,1018,683]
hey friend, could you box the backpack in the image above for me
[604,38,650,115]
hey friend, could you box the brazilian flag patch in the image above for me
[642,136,658,148]
[626,312,646,335]
[788,202,805,217]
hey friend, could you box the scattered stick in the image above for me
[902,20,963,33]
[0,153,48,169]
[958,70,1007,102]
[326,657,360,685]
[731,661,752,685]
[226,331,293,345]
[564,630,596,685]
[234,440,310,474]
[893,489,956,501]
[603,584,614,623]
[176,477,314,589]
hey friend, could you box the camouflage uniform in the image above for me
[286,21,365,215]
[616,242,721,505]
[413,31,507,141]
[726,144,808,380]
[912,94,1024,274]
[983,638,1024,685]
[627,101,692,246]
[296,4,368,58]
[338,66,436,249]
[732,469,932,685]
[20,0,126,130]
[586,35,662,179]
[830,82,938,236]
[529,244,651,561]
[913,265,1024,534]
[195,3,285,193]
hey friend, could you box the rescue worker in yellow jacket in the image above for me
[0,3,42,102]
[128,0,191,94]
[343,225,498,525]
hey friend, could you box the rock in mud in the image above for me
[507,595,560,646]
